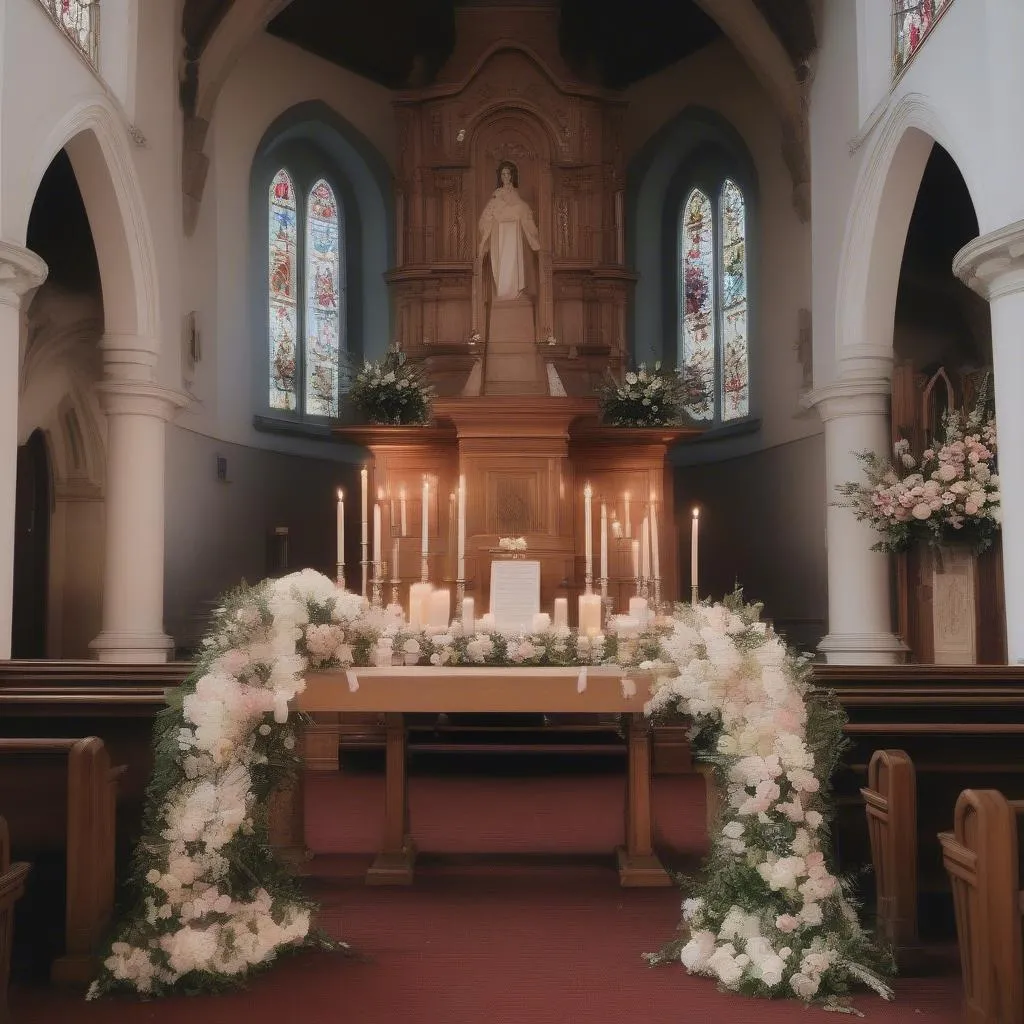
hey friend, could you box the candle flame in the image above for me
[692,507,700,519]
[337,488,343,500]
[584,482,592,498]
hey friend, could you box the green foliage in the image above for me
[348,350,433,426]
[597,362,691,428]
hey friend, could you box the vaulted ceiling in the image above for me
[180,0,815,95]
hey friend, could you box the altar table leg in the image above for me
[367,712,417,885]
[268,765,311,870]
[617,713,671,887]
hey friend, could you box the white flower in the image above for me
[790,972,820,999]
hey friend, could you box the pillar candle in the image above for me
[409,582,433,629]
[400,487,408,537]
[373,503,382,573]
[691,507,700,598]
[600,501,608,583]
[583,483,593,582]
[553,597,568,630]
[421,477,430,559]
[336,489,344,570]
[623,492,632,538]
[428,588,451,628]
[640,517,650,580]
[392,537,399,580]
[461,596,475,634]
[578,593,602,634]
[457,474,467,581]
[631,539,640,579]
[650,493,660,581]
[629,596,648,622]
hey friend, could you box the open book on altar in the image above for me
[489,559,541,631]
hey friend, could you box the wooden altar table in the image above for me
[277,666,671,888]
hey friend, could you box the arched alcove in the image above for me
[626,107,759,377]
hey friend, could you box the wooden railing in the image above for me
[939,789,1024,1024]
[0,817,30,1024]
[0,738,123,986]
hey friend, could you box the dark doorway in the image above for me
[12,429,51,658]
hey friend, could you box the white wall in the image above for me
[625,40,817,457]
[812,0,1024,393]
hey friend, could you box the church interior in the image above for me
[2,0,1024,1020]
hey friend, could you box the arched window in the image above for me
[893,0,954,77]
[267,168,344,418]
[679,177,749,424]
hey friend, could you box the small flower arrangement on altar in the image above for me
[834,383,1000,554]
[597,362,688,428]
[498,536,527,552]
[348,350,433,426]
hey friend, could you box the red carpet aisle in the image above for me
[11,770,962,1023]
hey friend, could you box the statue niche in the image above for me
[478,161,540,302]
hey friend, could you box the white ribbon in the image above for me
[345,670,359,693]
[576,667,587,693]
[620,676,637,699]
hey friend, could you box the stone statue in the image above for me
[477,161,541,300]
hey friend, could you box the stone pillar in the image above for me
[89,335,188,663]
[811,379,908,665]
[954,220,1024,663]
[0,242,48,658]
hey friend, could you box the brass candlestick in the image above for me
[371,561,386,609]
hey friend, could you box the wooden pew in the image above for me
[861,749,918,951]
[0,817,30,1024]
[0,738,123,987]
[939,789,1024,1024]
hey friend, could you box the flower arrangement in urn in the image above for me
[597,362,689,428]
[498,536,527,552]
[835,382,1000,554]
[349,350,433,426]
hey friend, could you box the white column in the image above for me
[810,380,908,665]
[89,336,188,663]
[0,242,48,658]
[954,220,1024,663]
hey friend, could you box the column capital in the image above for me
[0,240,48,307]
[100,333,162,381]
[96,379,191,420]
[953,219,1024,300]
[801,377,890,423]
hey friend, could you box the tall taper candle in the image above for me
[421,477,429,558]
[600,501,608,587]
[373,503,382,573]
[691,507,700,601]
[360,467,369,596]
[336,489,345,572]
[623,491,632,538]
[583,482,593,585]
[650,493,660,581]
[457,473,467,581]
[640,516,650,581]
[392,537,399,580]
[400,486,408,537]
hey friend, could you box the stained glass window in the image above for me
[268,169,298,412]
[37,0,98,66]
[266,169,346,418]
[304,180,342,418]
[678,178,750,426]
[893,0,954,76]
[720,180,748,420]
[681,189,715,421]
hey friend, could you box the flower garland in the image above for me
[90,571,889,1009]
[643,597,892,1007]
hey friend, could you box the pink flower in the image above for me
[775,914,800,933]
[911,502,932,520]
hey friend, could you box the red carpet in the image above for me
[10,768,963,1023]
